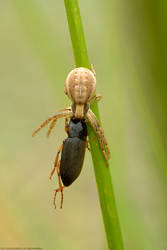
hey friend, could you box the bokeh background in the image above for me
[1,0,167,249]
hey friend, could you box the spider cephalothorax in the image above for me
[64,67,96,119]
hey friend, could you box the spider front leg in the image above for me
[86,110,110,166]
[32,116,56,136]
[32,107,72,137]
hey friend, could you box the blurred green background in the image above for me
[0,0,167,249]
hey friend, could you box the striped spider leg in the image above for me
[86,108,110,166]
[32,107,72,137]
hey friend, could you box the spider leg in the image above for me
[47,119,57,137]
[50,116,70,138]
[89,94,102,105]
[47,108,72,137]
[32,108,72,137]
[32,116,56,136]
[90,64,96,77]
[54,106,72,113]
[88,109,110,158]
[86,110,110,166]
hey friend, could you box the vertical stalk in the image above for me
[64,1,124,249]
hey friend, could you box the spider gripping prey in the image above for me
[32,67,110,208]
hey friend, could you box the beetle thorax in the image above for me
[64,67,96,105]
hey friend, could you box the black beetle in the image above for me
[60,118,87,186]
[49,117,88,208]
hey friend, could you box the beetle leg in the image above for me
[53,186,65,209]
[86,111,110,166]
[49,144,63,180]
[65,118,69,135]
[86,140,91,151]
[53,161,65,209]
[50,143,65,208]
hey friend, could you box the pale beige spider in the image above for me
[32,66,110,165]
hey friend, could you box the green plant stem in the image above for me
[64,1,124,249]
